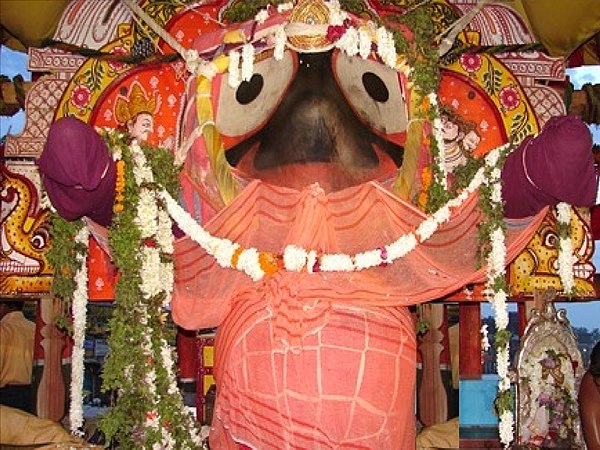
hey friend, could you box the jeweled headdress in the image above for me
[114,83,156,125]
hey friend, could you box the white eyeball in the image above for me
[332,50,408,136]
[215,50,297,138]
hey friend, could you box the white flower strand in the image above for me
[376,26,397,68]
[136,188,159,238]
[556,202,576,295]
[159,156,502,280]
[335,27,359,56]
[130,141,153,184]
[498,411,514,446]
[241,43,255,82]
[159,336,203,446]
[482,146,514,448]
[274,25,287,61]
[481,324,490,352]
[130,141,191,446]
[428,93,448,189]
[358,27,372,59]
[228,50,241,88]
[69,226,89,436]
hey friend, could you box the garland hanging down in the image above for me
[50,131,202,449]
[49,132,577,448]
[45,2,583,448]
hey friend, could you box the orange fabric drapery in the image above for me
[172,180,545,331]
[171,180,545,448]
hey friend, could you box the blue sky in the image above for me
[0,46,30,136]
[1,46,599,329]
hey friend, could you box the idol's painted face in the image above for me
[128,113,154,142]
[220,50,406,192]
[441,116,461,143]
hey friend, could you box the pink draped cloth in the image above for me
[172,180,544,449]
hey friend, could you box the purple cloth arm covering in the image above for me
[501,115,595,219]
[37,117,116,227]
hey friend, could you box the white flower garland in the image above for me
[520,349,578,444]
[556,202,576,296]
[481,146,514,447]
[160,156,492,280]
[69,226,89,436]
[129,140,201,447]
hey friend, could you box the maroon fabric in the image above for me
[502,115,595,218]
[38,117,116,227]
[591,205,600,240]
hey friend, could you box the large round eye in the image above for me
[542,229,558,249]
[31,227,49,250]
[332,50,408,135]
[215,50,297,139]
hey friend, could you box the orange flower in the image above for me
[231,246,244,268]
[113,160,126,214]
[259,252,280,276]
[421,167,432,186]
[417,192,428,209]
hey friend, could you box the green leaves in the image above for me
[95,131,201,448]
[494,388,513,416]
[223,0,287,23]
[46,215,86,332]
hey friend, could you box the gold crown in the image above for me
[114,83,157,125]
[287,0,333,53]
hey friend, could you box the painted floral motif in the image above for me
[499,85,521,111]
[70,84,92,109]
[107,46,129,72]
[459,53,482,73]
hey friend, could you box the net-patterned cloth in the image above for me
[172,180,544,448]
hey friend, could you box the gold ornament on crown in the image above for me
[114,83,157,125]
[287,0,333,52]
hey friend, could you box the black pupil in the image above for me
[236,74,264,105]
[362,72,389,103]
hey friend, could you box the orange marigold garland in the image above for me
[259,252,281,276]
[113,159,126,214]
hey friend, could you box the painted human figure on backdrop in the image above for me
[440,110,481,173]
[115,83,156,143]
[114,82,176,150]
